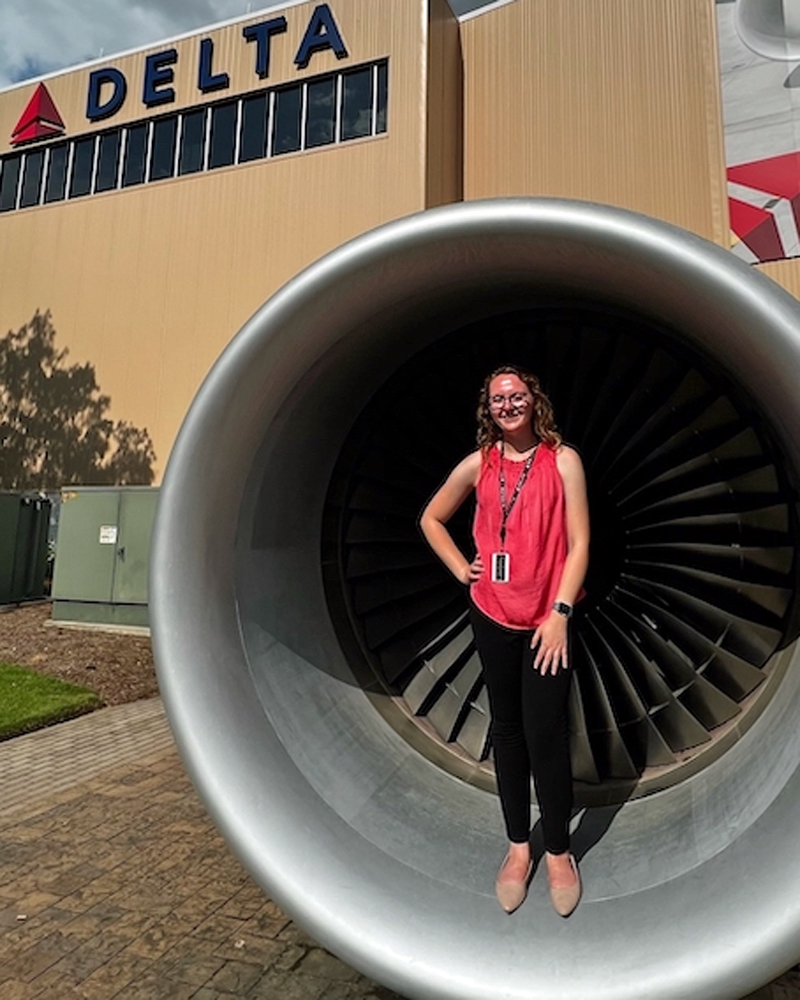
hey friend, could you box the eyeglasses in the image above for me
[489,391,531,411]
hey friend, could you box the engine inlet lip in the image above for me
[151,198,800,1000]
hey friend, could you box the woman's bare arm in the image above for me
[531,446,590,673]
[419,451,483,585]
[553,445,590,606]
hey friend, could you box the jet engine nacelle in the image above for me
[151,199,800,1000]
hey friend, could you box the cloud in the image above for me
[0,0,268,91]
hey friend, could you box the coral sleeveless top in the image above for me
[470,442,569,630]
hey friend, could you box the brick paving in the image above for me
[1,701,173,815]
[0,699,797,1000]
[0,701,402,1000]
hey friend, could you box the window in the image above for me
[69,137,95,198]
[122,124,148,187]
[0,155,21,212]
[239,93,268,163]
[376,62,388,134]
[95,131,121,192]
[179,110,206,175]
[20,150,45,208]
[44,145,68,203]
[305,76,336,149]
[272,85,302,155]
[341,68,372,141]
[208,102,238,169]
[150,117,177,181]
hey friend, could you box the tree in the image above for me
[0,310,156,490]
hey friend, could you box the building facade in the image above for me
[0,0,798,485]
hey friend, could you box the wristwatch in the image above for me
[552,600,573,619]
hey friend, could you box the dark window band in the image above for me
[0,58,388,213]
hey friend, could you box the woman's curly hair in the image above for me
[477,365,561,453]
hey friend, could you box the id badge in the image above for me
[491,551,510,583]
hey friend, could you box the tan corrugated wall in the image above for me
[6,0,795,486]
[460,0,728,246]
[425,0,463,207]
[0,0,435,481]
[758,258,800,301]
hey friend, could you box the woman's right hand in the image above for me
[460,555,485,585]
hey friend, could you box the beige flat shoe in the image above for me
[548,853,581,918]
[495,856,534,914]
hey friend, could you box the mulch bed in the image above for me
[0,601,157,707]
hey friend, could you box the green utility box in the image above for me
[51,487,159,628]
[0,493,52,604]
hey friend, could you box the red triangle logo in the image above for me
[10,83,66,146]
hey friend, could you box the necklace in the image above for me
[498,444,538,548]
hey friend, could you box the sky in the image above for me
[0,0,482,92]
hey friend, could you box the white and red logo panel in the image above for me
[728,151,800,263]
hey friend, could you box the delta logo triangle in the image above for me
[10,83,66,145]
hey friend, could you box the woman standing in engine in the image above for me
[420,365,589,917]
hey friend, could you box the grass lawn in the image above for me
[0,661,102,741]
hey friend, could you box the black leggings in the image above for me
[470,603,573,854]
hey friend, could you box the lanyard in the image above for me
[498,445,537,548]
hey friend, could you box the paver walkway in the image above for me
[2,701,174,815]
[0,699,797,1000]
[0,700,401,1000]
